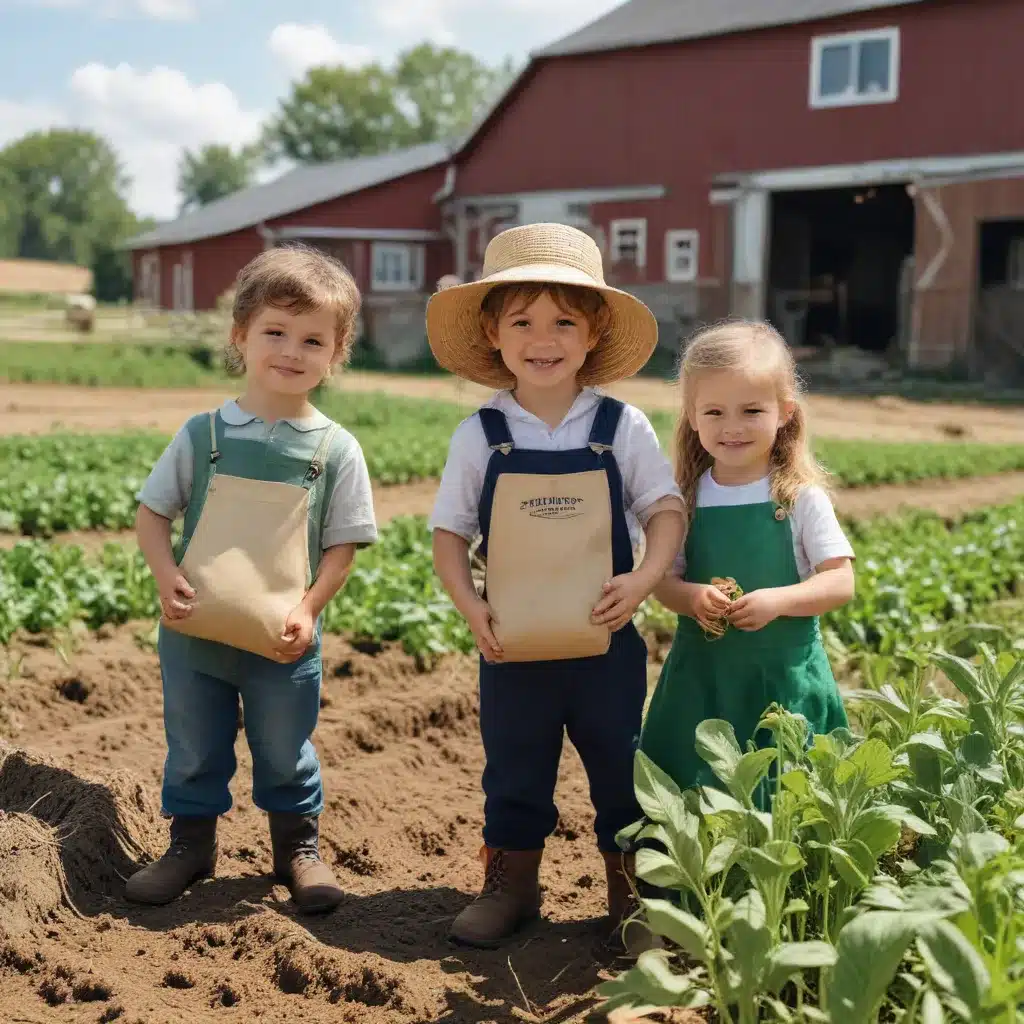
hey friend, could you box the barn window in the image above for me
[810,27,899,108]
[610,219,647,268]
[665,230,699,283]
[371,242,425,292]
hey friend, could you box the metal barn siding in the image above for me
[456,0,1024,282]
[189,229,263,310]
[913,175,1024,369]
[267,165,447,233]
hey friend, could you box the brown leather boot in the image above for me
[268,812,344,914]
[603,850,659,956]
[450,847,543,948]
[125,816,217,905]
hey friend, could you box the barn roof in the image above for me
[537,0,925,58]
[126,141,450,249]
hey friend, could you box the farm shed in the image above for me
[441,0,1024,374]
[125,143,453,361]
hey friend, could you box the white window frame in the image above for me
[609,218,647,269]
[664,229,700,284]
[371,242,425,292]
[810,27,900,109]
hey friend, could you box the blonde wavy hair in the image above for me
[674,319,827,527]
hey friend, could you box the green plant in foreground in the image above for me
[598,648,1024,1023]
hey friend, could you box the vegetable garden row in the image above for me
[3,394,1024,535]
[602,643,1024,1021]
[1,502,1020,659]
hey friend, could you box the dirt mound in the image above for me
[0,811,66,939]
[0,744,162,912]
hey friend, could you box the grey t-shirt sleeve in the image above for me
[136,426,194,520]
[322,430,378,549]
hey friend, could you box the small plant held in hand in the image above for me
[701,576,744,640]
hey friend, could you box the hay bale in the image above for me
[0,744,162,912]
[65,292,96,332]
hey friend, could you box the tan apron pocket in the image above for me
[486,469,613,662]
[164,474,311,660]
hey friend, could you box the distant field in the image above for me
[0,258,92,296]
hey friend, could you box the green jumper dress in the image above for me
[640,496,848,798]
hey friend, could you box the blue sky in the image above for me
[0,0,620,218]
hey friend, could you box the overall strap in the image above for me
[478,408,514,455]
[207,411,221,465]
[305,422,340,485]
[587,397,626,454]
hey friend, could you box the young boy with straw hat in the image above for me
[427,222,685,950]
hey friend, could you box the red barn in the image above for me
[127,143,453,360]
[445,0,1024,376]
[129,0,1024,377]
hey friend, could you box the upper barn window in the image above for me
[810,27,900,108]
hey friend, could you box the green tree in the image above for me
[0,162,24,258]
[263,63,410,163]
[395,43,512,144]
[263,44,516,164]
[177,143,255,212]
[0,128,135,268]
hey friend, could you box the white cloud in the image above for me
[0,64,262,219]
[0,98,67,147]
[68,63,263,218]
[268,23,375,79]
[371,0,614,47]
[10,0,196,18]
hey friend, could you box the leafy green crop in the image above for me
[3,404,1023,536]
[1,504,1021,669]
[599,646,1024,1023]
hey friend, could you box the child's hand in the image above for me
[592,572,649,632]
[158,572,195,621]
[465,596,503,663]
[690,583,733,631]
[728,589,783,631]
[277,603,316,662]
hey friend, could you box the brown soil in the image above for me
[2,378,1023,443]
[0,627,683,1024]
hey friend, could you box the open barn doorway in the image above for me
[767,183,915,356]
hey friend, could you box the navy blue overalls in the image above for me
[475,396,647,854]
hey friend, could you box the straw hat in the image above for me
[426,222,658,390]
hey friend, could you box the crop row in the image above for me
[1,503,1020,657]
[602,643,1024,1021]
[3,398,1024,536]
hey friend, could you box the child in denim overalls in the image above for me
[427,223,685,949]
[127,245,377,913]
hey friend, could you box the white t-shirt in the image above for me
[429,388,682,548]
[672,471,854,581]
[137,399,378,549]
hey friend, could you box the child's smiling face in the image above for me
[232,303,338,395]
[486,291,597,394]
[689,369,794,481]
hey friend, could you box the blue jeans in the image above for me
[157,626,324,818]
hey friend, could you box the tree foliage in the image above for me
[177,143,255,212]
[0,128,143,300]
[263,43,517,164]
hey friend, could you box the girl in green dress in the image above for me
[640,320,855,800]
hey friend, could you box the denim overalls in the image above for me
[157,411,340,820]
[475,396,647,853]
